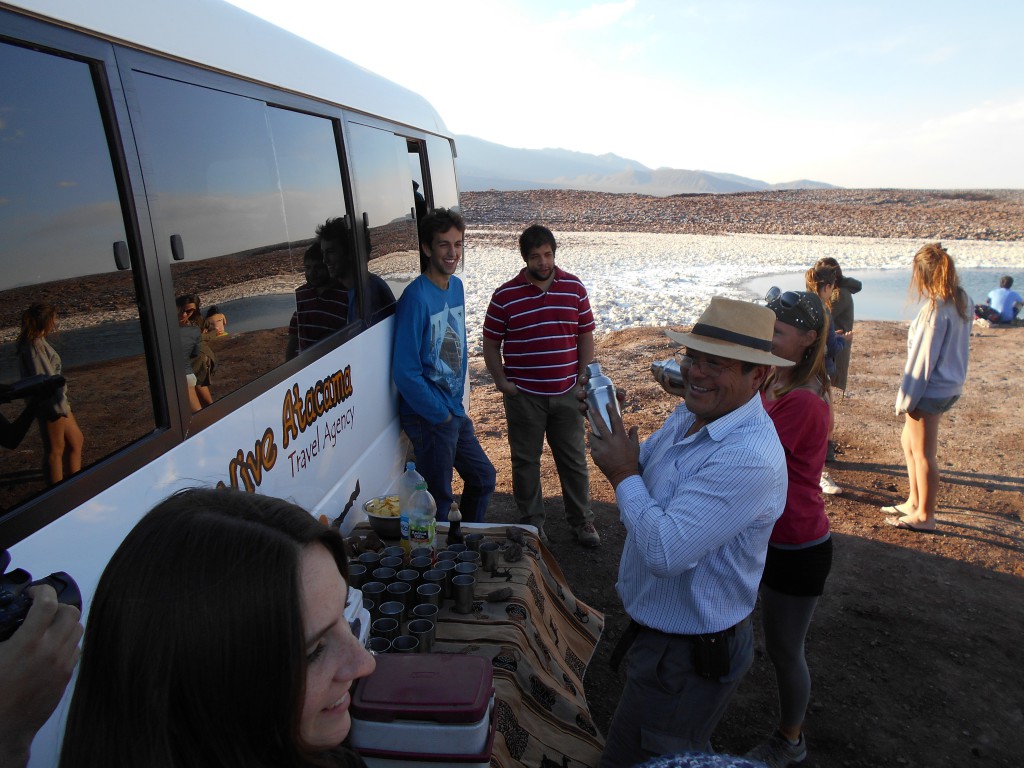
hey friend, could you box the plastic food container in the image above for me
[350,654,494,757]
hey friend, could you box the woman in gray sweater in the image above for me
[885,243,972,532]
[16,303,85,485]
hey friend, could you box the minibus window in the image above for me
[425,135,460,212]
[0,41,157,512]
[346,122,419,303]
[132,74,350,408]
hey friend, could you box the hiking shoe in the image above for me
[819,472,843,495]
[745,731,807,767]
[573,521,601,548]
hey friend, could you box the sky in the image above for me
[228,0,1024,189]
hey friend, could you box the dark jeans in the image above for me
[400,412,496,522]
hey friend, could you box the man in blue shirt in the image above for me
[392,209,495,522]
[975,275,1022,324]
[586,297,791,767]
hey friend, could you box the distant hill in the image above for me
[454,135,835,196]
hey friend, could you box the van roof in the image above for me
[2,0,450,135]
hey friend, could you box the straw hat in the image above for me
[665,296,794,367]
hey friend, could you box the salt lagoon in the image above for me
[462,230,1024,353]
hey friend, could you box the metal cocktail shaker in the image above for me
[585,361,620,437]
[650,357,685,389]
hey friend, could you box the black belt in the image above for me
[608,617,747,673]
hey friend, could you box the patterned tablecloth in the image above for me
[357,523,606,768]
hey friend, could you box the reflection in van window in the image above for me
[133,73,350,401]
[0,41,156,512]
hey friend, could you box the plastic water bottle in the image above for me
[397,462,425,554]
[403,482,436,557]
[396,462,425,511]
[584,361,620,437]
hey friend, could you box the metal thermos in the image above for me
[584,362,620,437]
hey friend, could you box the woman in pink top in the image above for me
[746,289,833,768]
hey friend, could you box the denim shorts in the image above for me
[916,394,960,415]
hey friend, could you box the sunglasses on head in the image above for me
[766,288,823,331]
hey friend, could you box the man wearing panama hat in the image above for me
[588,296,791,768]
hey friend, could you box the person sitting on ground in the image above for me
[59,487,375,768]
[974,275,1022,324]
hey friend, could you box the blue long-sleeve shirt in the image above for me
[392,274,467,424]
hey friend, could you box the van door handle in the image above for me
[170,234,185,261]
[361,212,372,256]
[112,240,131,271]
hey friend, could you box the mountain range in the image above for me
[454,134,834,196]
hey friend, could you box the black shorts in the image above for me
[762,537,833,597]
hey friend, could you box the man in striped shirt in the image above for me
[586,297,790,767]
[482,225,599,547]
[285,241,348,360]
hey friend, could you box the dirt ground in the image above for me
[471,320,1024,767]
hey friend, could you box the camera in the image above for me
[0,550,82,642]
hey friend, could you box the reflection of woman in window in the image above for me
[176,294,204,412]
[16,303,85,485]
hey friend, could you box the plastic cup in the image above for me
[446,543,467,555]
[412,602,439,627]
[367,636,391,654]
[397,568,420,591]
[465,533,484,552]
[383,546,405,559]
[380,555,404,570]
[435,550,458,562]
[455,561,477,579]
[371,566,396,586]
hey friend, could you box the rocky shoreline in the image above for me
[462,188,1024,240]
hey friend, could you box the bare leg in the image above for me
[196,384,214,407]
[894,414,919,515]
[890,410,941,529]
[187,385,202,413]
[62,411,84,476]
[42,417,65,484]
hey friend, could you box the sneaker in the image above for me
[573,521,601,548]
[745,731,807,767]
[819,472,843,495]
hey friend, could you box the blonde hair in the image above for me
[805,265,840,308]
[911,243,969,320]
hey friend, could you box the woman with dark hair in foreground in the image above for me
[59,488,374,768]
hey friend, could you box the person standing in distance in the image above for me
[392,208,495,522]
[591,297,790,767]
[483,224,599,547]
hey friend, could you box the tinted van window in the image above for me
[0,41,156,512]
